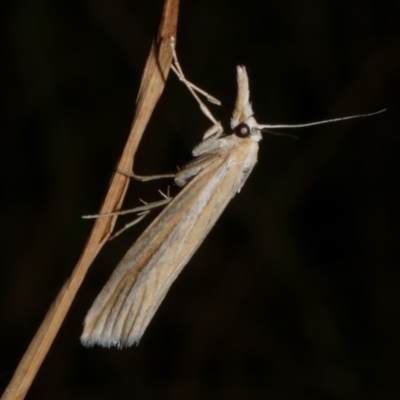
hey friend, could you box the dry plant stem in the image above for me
[1,1,180,399]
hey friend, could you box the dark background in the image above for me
[1,0,399,399]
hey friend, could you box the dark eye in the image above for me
[233,123,251,137]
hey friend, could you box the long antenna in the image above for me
[257,109,386,130]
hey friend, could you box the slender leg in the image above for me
[83,193,172,238]
[82,196,172,220]
[109,213,149,240]
[117,169,176,182]
[170,36,222,131]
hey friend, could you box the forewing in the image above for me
[81,143,248,347]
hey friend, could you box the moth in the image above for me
[81,47,384,348]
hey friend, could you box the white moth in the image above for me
[81,52,384,348]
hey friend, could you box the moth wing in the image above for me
[81,146,245,347]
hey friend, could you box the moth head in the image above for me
[231,66,261,142]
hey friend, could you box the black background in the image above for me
[1,0,399,399]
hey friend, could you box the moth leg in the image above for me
[116,169,176,182]
[170,36,222,131]
[108,212,149,240]
[83,194,172,239]
[109,191,172,238]
[82,195,172,220]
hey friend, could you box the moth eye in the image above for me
[233,123,251,138]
